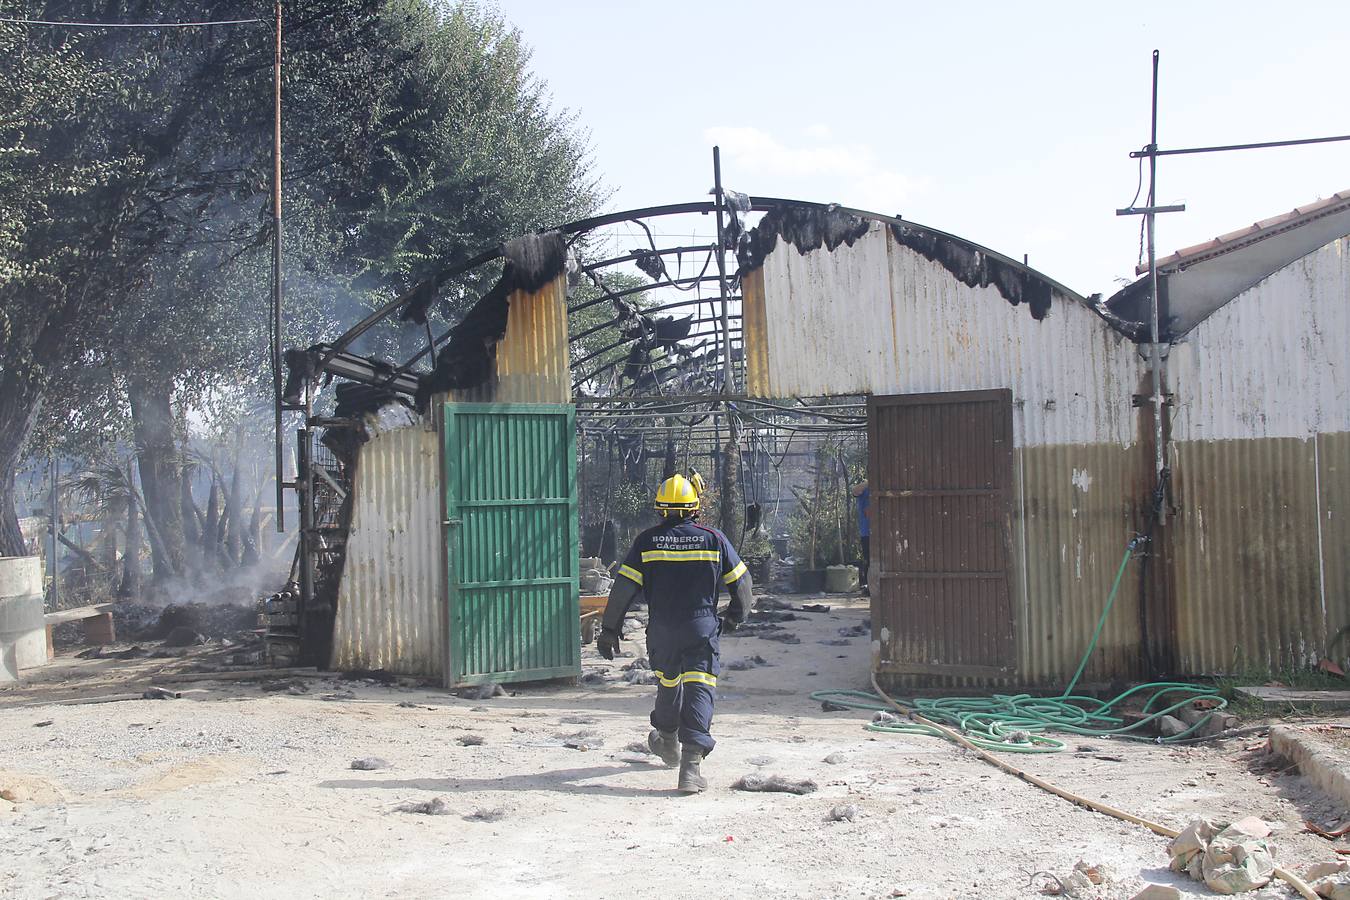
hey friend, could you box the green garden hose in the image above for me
[811,536,1228,753]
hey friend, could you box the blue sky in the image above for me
[494,0,1349,298]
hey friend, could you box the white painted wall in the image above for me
[1170,237,1350,441]
[756,224,1144,447]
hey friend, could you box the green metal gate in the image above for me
[442,402,579,686]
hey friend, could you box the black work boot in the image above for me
[677,744,707,794]
[647,728,680,767]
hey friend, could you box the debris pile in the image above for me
[1034,860,1110,897]
[731,773,817,795]
[1306,861,1350,899]
[579,557,613,594]
[351,757,391,771]
[1167,817,1276,894]
[396,797,452,815]
[828,803,859,822]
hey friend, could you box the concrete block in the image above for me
[1269,725,1350,811]
[1236,686,1350,711]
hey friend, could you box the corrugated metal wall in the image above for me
[331,419,446,678]
[870,392,1017,679]
[1168,237,1350,673]
[444,404,579,685]
[743,223,1149,686]
[452,272,571,404]
[744,224,1139,446]
[332,272,573,679]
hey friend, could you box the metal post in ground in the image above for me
[711,146,742,538]
[271,1,285,532]
[1144,49,1168,526]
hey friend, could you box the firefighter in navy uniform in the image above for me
[598,472,753,793]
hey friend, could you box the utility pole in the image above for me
[272,0,285,532]
[1144,50,1166,525]
[1116,51,1183,526]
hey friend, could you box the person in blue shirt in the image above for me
[598,473,754,793]
[853,480,870,595]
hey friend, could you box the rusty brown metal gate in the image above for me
[868,389,1015,681]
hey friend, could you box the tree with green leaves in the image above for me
[2,1,599,579]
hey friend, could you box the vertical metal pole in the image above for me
[711,147,742,538]
[49,458,59,610]
[1146,49,1167,525]
[272,0,285,532]
[712,145,733,392]
[298,376,316,647]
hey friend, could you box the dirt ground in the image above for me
[3,596,1347,899]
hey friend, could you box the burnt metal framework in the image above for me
[272,149,1097,658]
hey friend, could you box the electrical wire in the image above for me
[1,16,262,27]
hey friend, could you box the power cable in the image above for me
[1,17,262,27]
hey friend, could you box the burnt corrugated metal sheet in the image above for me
[745,222,1148,687]
[747,223,1141,448]
[451,273,571,404]
[331,419,445,678]
[1165,237,1350,674]
[741,267,770,394]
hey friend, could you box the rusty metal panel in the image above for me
[1164,236,1350,674]
[1170,438,1326,673]
[331,421,445,678]
[749,223,1142,448]
[449,272,572,404]
[740,267,770,396]
[1015,442,1147,685]
[869,391,1016,678]
[1321,432,1350,648]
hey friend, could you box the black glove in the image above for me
[720,616,738,634]
[598,628,620,660]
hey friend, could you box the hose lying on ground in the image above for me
[861,671,1317,900]
[807,536,1317,898]
[811,541,1229,752]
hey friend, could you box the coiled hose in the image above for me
[811,537,1228,752]
[807,537,1317,898]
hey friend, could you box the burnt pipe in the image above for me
[737,205,871,273]
[890,223,1058,320]
[414,231,567,408]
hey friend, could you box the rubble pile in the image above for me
[1167,817,1277,894]
[578,557,613,595]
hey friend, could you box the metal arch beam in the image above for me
[320,194,1092,378]
[571,297,742,344]
[581,244,715,273]
[322,202,722,365]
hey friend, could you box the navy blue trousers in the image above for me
[646,616,720,755]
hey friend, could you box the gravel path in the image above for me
[2,598,1343,899]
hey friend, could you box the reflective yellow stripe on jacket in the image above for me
[618,564,643,585]
[722,561,747,584]
[653,670,718,688]
[640,549,722,563]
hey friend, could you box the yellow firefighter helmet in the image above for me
[654,473,700,515]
